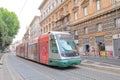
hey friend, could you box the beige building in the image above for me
[29,16,40,39]
[38,0,120,57]
[22,16,40,42]
[22,16,40,47]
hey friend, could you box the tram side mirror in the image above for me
[74,40,78,45]
[50,35,54,40]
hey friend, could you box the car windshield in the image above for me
[56,34,79,56]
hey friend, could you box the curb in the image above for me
[80,61,120,74]
[0,53,5,80]
[0,54,4,65]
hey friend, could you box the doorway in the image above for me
[113,38,120,57]
[84,44,90,55]
[97,42,105,55]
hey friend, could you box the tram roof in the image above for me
[49,31,71,35]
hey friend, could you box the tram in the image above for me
[16,31,81,67]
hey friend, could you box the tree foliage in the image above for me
[0,8,20,50]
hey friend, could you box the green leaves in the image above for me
[0,8,20,50]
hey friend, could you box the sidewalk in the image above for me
[0,53,4,80]
[81,56,120,74]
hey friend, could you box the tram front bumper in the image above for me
[49,58,81,67]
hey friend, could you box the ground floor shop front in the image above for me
[71,9,120,58]
[78,32,120,58]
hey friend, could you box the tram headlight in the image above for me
[61,53,66,57]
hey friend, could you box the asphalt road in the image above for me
[82,56,120,66]
[2,53,120,80]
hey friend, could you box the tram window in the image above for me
[60,40,72,51]
[59,39,77,52]
[50,39,58,53]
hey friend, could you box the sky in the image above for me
[0,0,43,43]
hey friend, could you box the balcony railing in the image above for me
[53,21,71,31]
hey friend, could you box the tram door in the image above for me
[113,38,120,57]
[39,34,49,64]
[25,42,28,58]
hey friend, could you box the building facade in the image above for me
[22,16,40,48]
[29,16,40,39]
[39,0,120,57]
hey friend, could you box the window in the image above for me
[60,8,64,15]
[49,23,51,31]
[44,12,45,17]
[84,27,88,34]
[96,0,101,10]
[83,38,90,44]
[113,0,120,3]
[52,16,54,21]
[50,36,58,53]
[56,12,58,19]
[49,18,51,22]
[83,7,88,16]
[54,2,56,7]
[41,29,42,34]
[46,25,48,32]
[96,23,102,31]
[56,0,58,5]
[74,11,78,20]
[52,22,54,28]
[74,30,78,35]
[65,4,68,11]
[44,27,46,33]
[52,3,54,8]
[56,34,79,57]
[74,30,78,39]
[49,6,51,11]
[74,0,77,4]
[115,18,120,28]
[51,5,53,10]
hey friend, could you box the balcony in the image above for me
[81,0,89,8]
[53,21,71,31]
[72,4,79,11]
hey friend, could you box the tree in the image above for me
[0,16,7,50]
[0,8,20,50]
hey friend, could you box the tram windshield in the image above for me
[56,34,79,57]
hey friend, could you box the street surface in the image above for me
[82,56,120,66]
[2,53,120,80]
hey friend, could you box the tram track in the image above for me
[7,54,57,80]
[61,67,99,80]
[6,54,120,80]
[3,54,24,80]
[61,65,120,80]
[14,55,97,80]
[14,56,80,80]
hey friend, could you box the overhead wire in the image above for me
[19,0,28,16]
